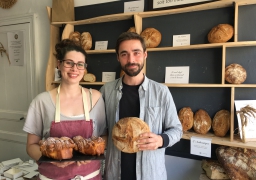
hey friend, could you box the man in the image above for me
[100,32,183,180]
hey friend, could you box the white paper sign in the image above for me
[7,31,24,66]
[102,72,116,82]
[153,0,212,9]
[95,41,108,50]
[165,66,189,83]
[124,1,144,13]
[235,100,256,140]
[173,34,190,47]
[190,136,211,158]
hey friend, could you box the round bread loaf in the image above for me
[140,28,162,48]
[69,31,81,46]
[112,117,150,153]
[193,109,212,135]
[81,32,92,50]
[127,27,136,33]
[212,110,230,137]
[225,63,247,84]
[39,137,76,160]
[208,24,234,43]
[83,73,96,82]
[178,107,194,132]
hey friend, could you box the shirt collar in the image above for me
[115,74,149,91]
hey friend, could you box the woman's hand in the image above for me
[76,160,91,166]
[51,161,75,168]
[136,132,163,151]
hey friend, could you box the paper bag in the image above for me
[52,0,75,22]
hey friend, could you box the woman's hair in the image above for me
[54,39,87,61]
[115,32,146,55]
[54,39,87,78]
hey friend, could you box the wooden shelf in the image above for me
[182,131,256,150]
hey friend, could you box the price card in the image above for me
[165,66,189,83]
[102,72,116,82]
[124,1,144,13]
[173,34,190,47]
[190,136,211,158]
[95,41,108,50]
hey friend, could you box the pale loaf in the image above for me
[83,73,96,82]
[127,27,136,33]
[69,31,81,46]
[112,117,150,153]
[81,32,92,50]
[140,28,162,48]
[225,63,247,84]
[178,107,194,132]
[201,159,230,179]
[208,24,234,43]
[193,109,212,135]
[212,110,230,137]
[216,146,256,180]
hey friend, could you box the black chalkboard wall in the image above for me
[71,1,256,161]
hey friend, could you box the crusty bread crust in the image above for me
[178,107,194,132]
[208,24,234,43]
[112,117,150,153]
[193,109,212,135]
[140,28,162,48]
[212,110,230,137]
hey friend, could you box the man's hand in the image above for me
[136,132,163,151]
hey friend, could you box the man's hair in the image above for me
[115,32,146,55]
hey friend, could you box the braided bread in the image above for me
[39,137,76,160]
[73,136,105,156]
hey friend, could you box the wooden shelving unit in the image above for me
[46,0,256,150]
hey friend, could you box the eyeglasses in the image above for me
[61,59,87,70]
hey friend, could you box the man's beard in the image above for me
[122,62,144,77]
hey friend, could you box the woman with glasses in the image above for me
[23,39,106,180]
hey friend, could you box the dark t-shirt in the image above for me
[119,82,140,180]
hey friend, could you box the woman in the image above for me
[23,39,106,180]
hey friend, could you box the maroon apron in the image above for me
[39,86,101,180]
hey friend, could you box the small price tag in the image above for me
[173,34,190,47]
[190,136,211,158]
[124,1,144,13]
[102,72,116,82]
[95,41,108,50]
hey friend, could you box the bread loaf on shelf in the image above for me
[140,28,162,48]
[127,27,136,33]
[193,109,212,135]
[216,146,256,180]
[81,32,92,50]
[178,107,194,132]
[83,73,96,82]
[225,63,247,84]
[201,159,230,179]
[208,24,234,43]
[112,117,150,153]
[212,110,230,137]
[69,31,81,46]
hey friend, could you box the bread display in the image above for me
[208,24,234,43]
[39,137,76,160]
[201,159,230,179]
[81,32,92,50]
[140,28,162,48]
[225,63,247,84]
[178,107,194,132]
[69,31,81,46]
[193,109,212,135]
[212,110,230,137]
[216,146,256,180]
[73,136,105,156]
[127,27,136,33]
[83,73,96,82]
[112,117,150,153]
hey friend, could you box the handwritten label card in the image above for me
[102,72,116,82]
[165,66,189,83]
[124,1,144,13]
[153,0,211,9]
[191,136,211,158]
[95,41,108,50]
[173,34,190,47]
[235,100,256,141]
